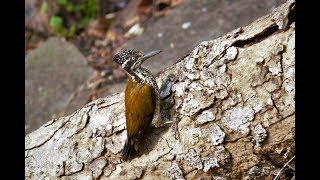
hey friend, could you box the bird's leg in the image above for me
[159,74,180,139]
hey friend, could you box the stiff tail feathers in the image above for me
[122,139,134,161]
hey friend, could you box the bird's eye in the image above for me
[132,57,135,60]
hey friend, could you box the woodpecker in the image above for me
[113,49,162,161]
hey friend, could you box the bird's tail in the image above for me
[121,139,134,161]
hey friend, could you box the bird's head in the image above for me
[113,49,161,73]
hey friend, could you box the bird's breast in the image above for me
[124,78,156,138]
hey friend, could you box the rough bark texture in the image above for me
[25,0,295,179]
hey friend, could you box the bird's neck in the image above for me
[130,68,155,85]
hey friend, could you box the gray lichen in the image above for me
[195,108,216,125]
[202,156,219,172]
[221,106,255,134]
[252,124,267,148]
[184,148,203,170]
[168,162,185,180]
[209,124,225,146]
[268,62,282,76]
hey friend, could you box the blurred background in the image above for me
[25,0,287,135]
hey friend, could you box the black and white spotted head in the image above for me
[113,49,161,73]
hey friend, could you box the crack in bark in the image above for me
[134,168,146,180]
[60,162,85,177]
[25,154,35,161]
[68,105,94,139]
[232,1,294,49]
[287,3,295,26]
[183,169,196,179]
[106,162,122,177]
[58,161,66,177]
[173,53,191,66]
[25,106,93,151]
[165,138,174,149]
[224,135,246,144]
[25,110,79,150]
[112,126,126,135]
[25,118,70,151]
[95,161,108,179]
[88,157,108,179]
[44,119,56,127]
[233,25,279,48]
[250,74,271,88]
[222,98,242,114]
[270,96,281,118]
[97,101,119,109]
[86,138,106,166]
[153,138,174,162]
[191,98,217,120]
[84,93,121,108]
[276,53,285,83]
[268,112,294,128]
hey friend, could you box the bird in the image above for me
[113,49,162,161]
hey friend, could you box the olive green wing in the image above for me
[125,82,155,140]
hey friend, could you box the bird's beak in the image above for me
[142,50,161,62]
[133,50,161,69]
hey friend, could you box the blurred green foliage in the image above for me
[43,0,98,38]
[49,15,63,32]
[40,1,48,14]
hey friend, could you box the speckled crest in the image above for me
[113,49,141,65]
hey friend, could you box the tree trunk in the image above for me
[25,0,295,179]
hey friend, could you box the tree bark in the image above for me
[25,0,295,179]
